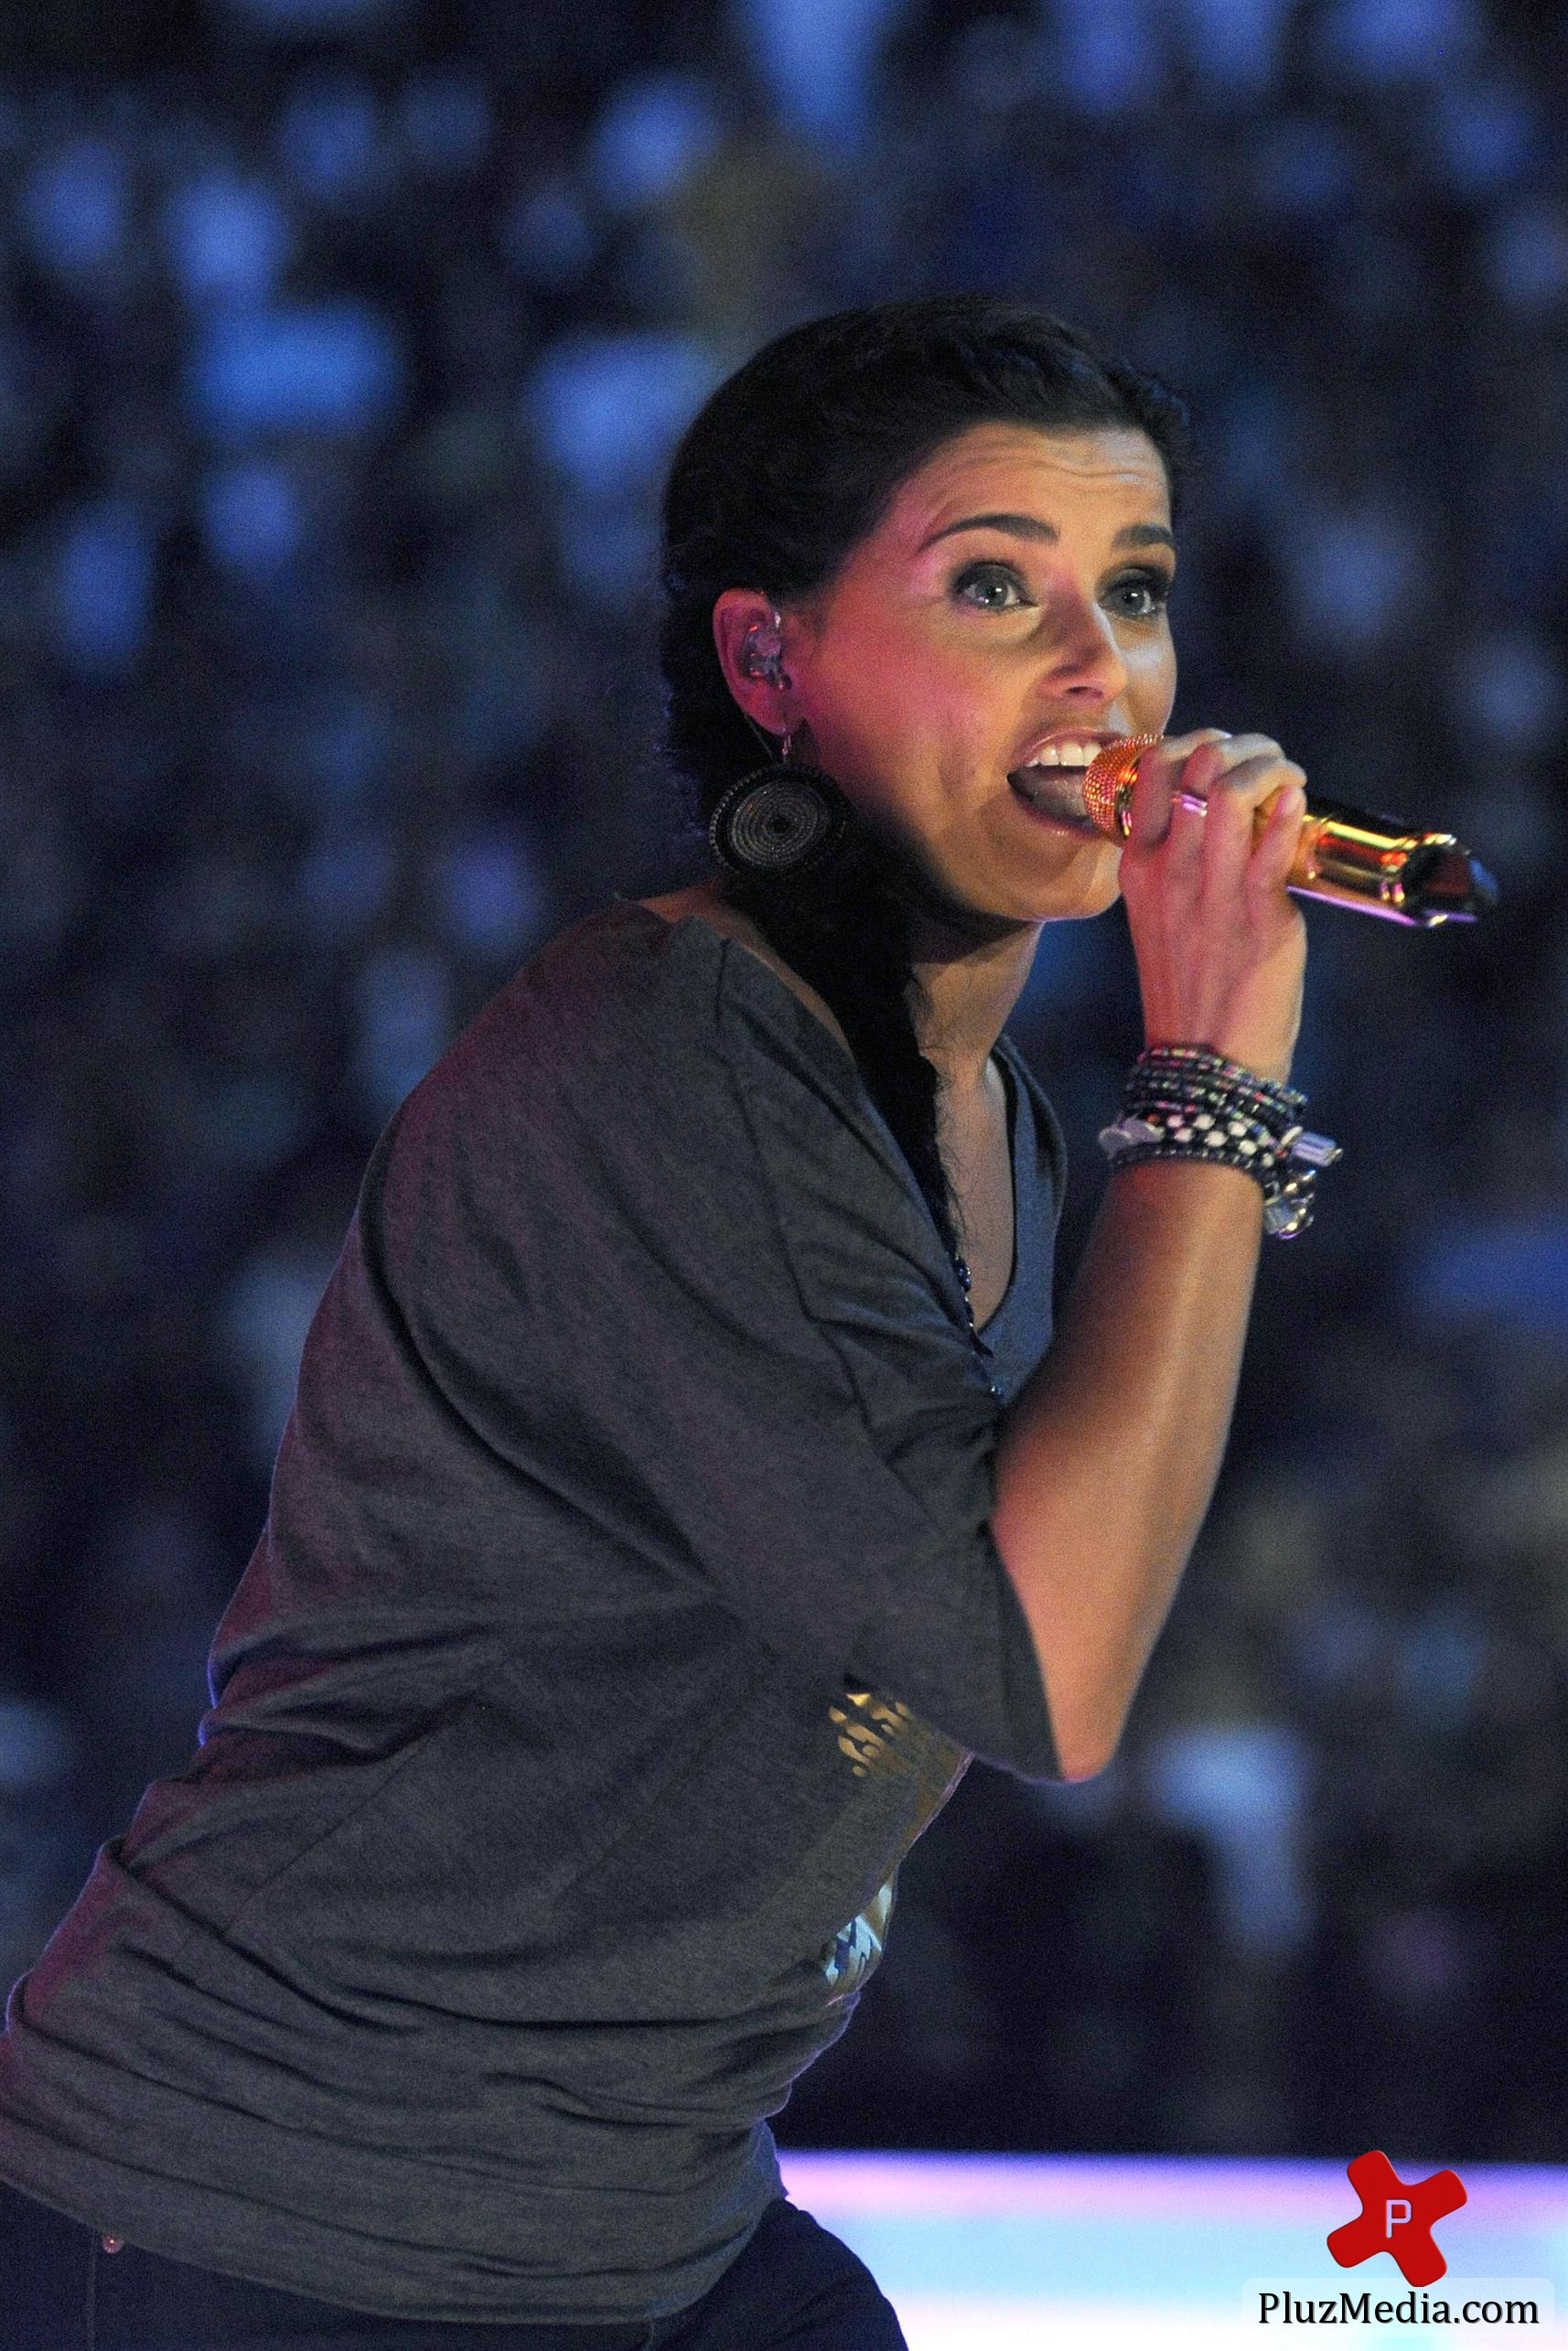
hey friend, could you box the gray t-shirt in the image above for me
[0,898,1065,2324]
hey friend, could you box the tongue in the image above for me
[1011,769,1088,815]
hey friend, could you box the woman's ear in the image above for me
[713,588,800,738]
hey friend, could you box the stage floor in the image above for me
[777,2153,1568,2347]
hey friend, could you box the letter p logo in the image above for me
[1327,2154,1467,2289]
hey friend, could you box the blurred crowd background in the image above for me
[2,0,1566,2166]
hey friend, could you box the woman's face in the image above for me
[753,421,1179,927]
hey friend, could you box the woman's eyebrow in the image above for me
[917,511,1176,553]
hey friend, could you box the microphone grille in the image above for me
[1083,736,1164,840]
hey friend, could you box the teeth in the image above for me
[1023,742,1103,768]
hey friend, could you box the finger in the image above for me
[1191,736,1305,820]
[1247,778,1308,893]
[1165,735,1249,878]
[1190,756,1262,901]
[1178,750,1309,875]
[1125,729,1230,849]
[1160,726,1241,762]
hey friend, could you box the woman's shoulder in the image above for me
[400,885,852,1154]
[628,880,854,1064]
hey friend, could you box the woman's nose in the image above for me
[1042,595,1129,703]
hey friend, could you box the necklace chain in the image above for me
[952,1251,1005,1403]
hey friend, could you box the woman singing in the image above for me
[0,295,1321,2348]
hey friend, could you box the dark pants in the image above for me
[0,2176,908,2350]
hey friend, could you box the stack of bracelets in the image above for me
[1099,1043,1342,1239]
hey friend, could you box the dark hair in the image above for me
[657,294,1193,1273]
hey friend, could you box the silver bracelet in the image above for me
[1100,1048,1341,1238]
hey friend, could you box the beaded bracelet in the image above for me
[1100,1046,1341,1238]
[1129,1044,1306,1123]
[1133,1041,1305,1100]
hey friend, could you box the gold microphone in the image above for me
[1082,736,1499,928]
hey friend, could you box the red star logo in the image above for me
[1326,2150,1467,2287]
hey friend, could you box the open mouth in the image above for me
[1006,741,1106,833]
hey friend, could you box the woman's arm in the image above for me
[990,1158,1263,1780]
[990,730,1310,1781]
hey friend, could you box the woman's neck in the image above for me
[902,901,1041,1103]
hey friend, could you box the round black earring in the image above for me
[707,757,852,882]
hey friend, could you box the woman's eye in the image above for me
[952,561,1028,611]
[1109,569,1175,619]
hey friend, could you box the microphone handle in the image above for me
[1286,791,1498,926]
[1081,740,1498,928]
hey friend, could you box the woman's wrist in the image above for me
[1101,1044,1339,1239]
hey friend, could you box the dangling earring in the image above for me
[708,623,853,882]
[707,731,853,881]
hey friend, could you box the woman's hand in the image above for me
[1117,729,1309,1086]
